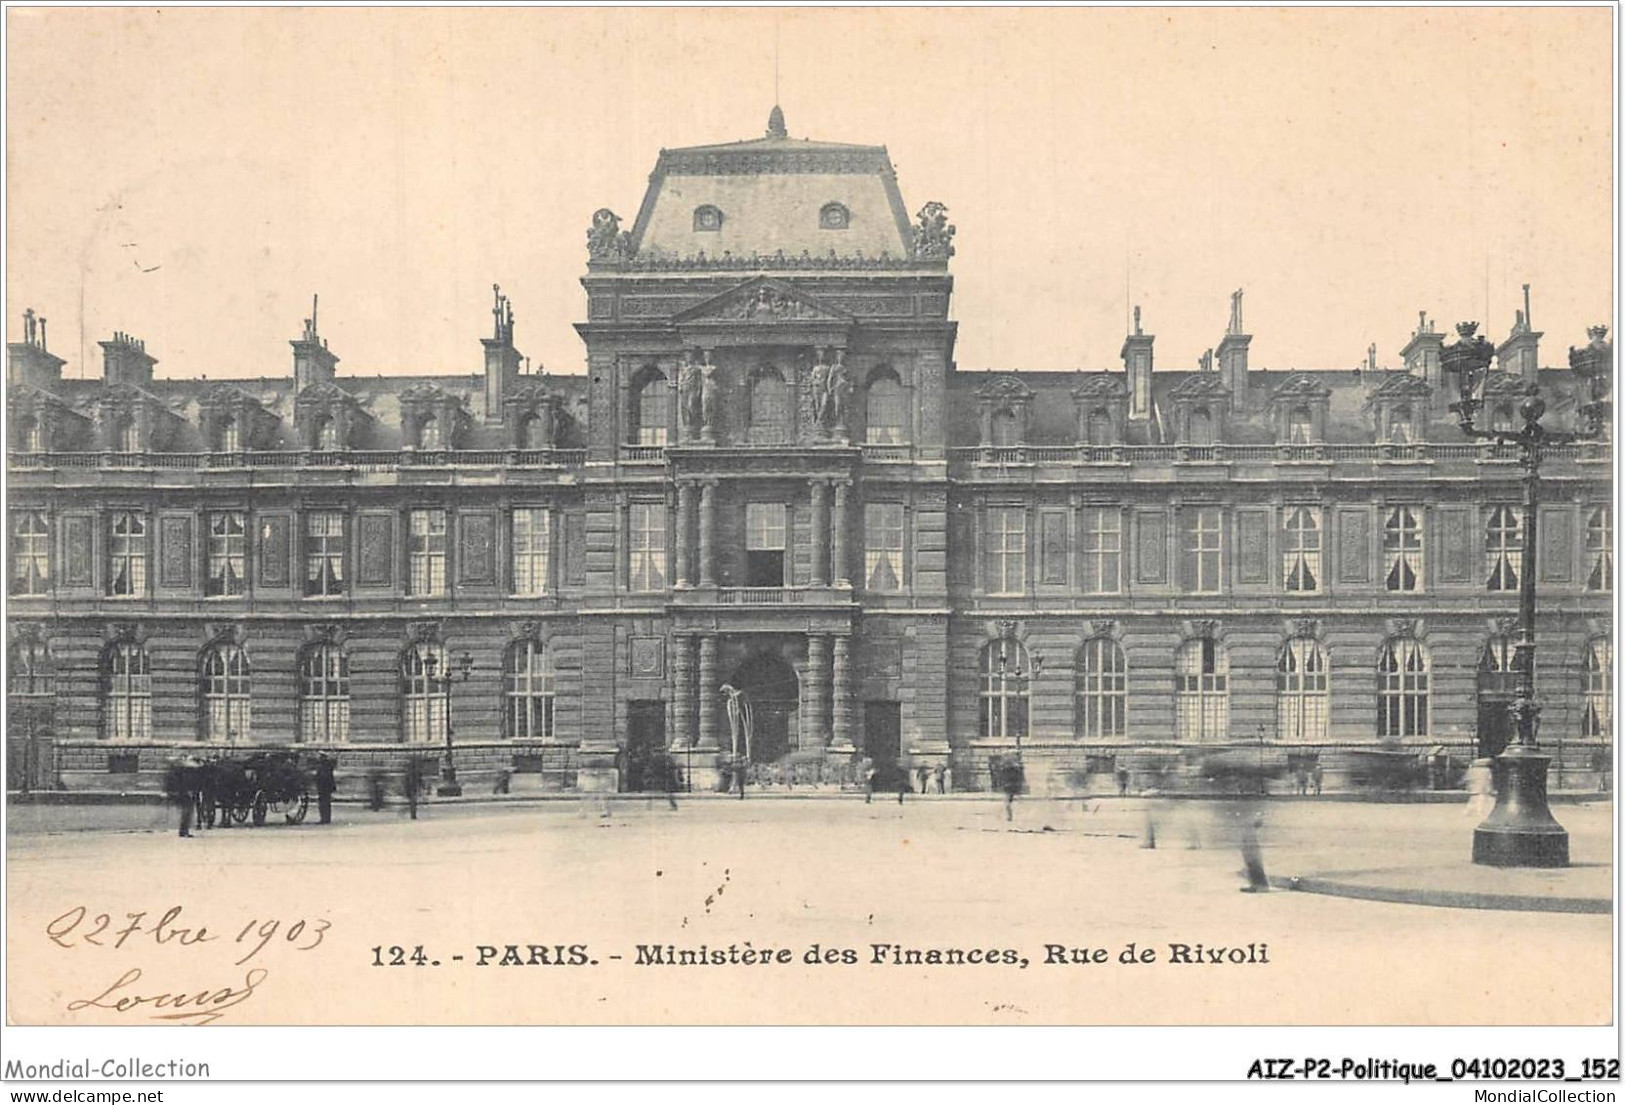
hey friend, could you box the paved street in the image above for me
[6,796,1612,1026]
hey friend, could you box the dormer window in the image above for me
[17,415,42,453]
[419,415,442,450]
[820,202,850,230]
[314,416,338,451]
[218,416,241,453]
[1287,406,1313,444]
[693,205,724,232]
[115,416,139,453]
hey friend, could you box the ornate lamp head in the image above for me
[1568,324,1613,433]
[1442,321,1495,426]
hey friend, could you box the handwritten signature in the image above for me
[67,967,269,1025]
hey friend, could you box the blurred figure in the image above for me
[1237,801,1270,892]
[1311,763,1324,796]
[933,764,946,794]
[1465,758,1497,820]
[314,755,336,825]
[403,757,422,820]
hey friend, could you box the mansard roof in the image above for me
[624,109,916,266]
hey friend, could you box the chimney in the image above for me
[1120,304,1154,420]
[99,331,156,387]
[1216,288,1251,396]
[291,294,339,389]
[1398,310,1446,414]
[1495,283,1542,383]
[8,307,65,388]
[483,284,521,421]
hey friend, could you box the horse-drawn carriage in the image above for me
[202,750,311,827]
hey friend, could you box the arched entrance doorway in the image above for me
[724,652,799,763]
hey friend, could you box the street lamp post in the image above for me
[1441,321,1612,867]
[423,649,475,798]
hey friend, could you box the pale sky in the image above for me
[5,7,1613,382]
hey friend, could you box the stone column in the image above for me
[699,480,717,586]
[672,636,694,749]
[810,480,829,586]
[698,635,720,750]
[675,481,695,587]
[832,480,852,587]
[807,635,831,748]
[832,635,855,752]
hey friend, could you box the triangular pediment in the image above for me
[673,278,853,325]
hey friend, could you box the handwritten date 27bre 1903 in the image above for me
[46,905,331,1025]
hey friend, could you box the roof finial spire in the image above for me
[766,104,787,140]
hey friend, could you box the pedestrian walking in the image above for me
[1294,768,1308,797]
[403,757,422,820]
[933,764,946,794]
[897,769,908,805]
[916,765,930,796]
[168,755,202,838]
[1116,766,1131,797]
[1000,757,1022,822]
[1238,803,1269,893]
[315,755,336,825]
[1310,763,1323,796]
[861,756,876,804]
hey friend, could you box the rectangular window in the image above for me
[1080,507,1122,594]
[864,503,905,592]
[745,503,787,587]
[12,511,49,595]
[1586,506,1613,592]
[305,511,346,596]
[1383,505,1423,592]
[407,509,448,596]
[987,507,1027,595]
[629,502,668,592]
[512,508,551,596]
[109,512,147,597]
[1485,505,1522,592]
[1282,506,1322,593]
[205,512,247,597]
[1039,511,1069,586]
[1182,508,1223,594]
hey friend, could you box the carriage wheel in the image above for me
[230,803,252,825]
[252,794,268,827]
[285,792,309,825]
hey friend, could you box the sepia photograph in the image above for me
[1,3,1617,1085]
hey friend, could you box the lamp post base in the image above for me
[1472,747,1569,868]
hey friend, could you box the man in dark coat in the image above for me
[403,757,422,820]
[315,755,336,825]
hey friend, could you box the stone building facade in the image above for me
[6,111,1614,795]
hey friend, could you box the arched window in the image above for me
[1388,405,1415,444]
[218,416,240,453]
[749,366,791,443]
[504,640,556,739]
[632,368,669,446]
[1377,638,1429,738]
[1582,638,1612,738]
[978,639,1030,741]
[1287,405,1314,444]
[201,643,251,743]
[820,202,850,230]
[401,642,448,744]
[17,414,43,452]
[313,416,339,451]
[1277,638,1329,742]
[520,412,549,450]
[299,643,350,743]
[1186,407,1214,445]
[10,638,54,697]
[1175,637,1229,741]
[693,205,723,232]
[103,641,151,741]
[1087,409,1114,447]
[1076,638,1127,740]
[419,415,443,450]
[115,416,139,453]
[864,369,908,444]
[989,409,1021,447]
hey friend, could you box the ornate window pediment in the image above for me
[1363,371,1432,443]
[504,381,560,449]
[293,382,368,450]
[398,384,472,450]
[1268,373,1332,444]
[1070,373,1127,446]
[198,383,279,452]
[1167,373,1232,444]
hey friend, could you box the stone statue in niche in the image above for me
[698,351,720,442]
[806,349,832,429]
[825,351,852,438]
[678,352,704,436]
[912,201,956,261]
